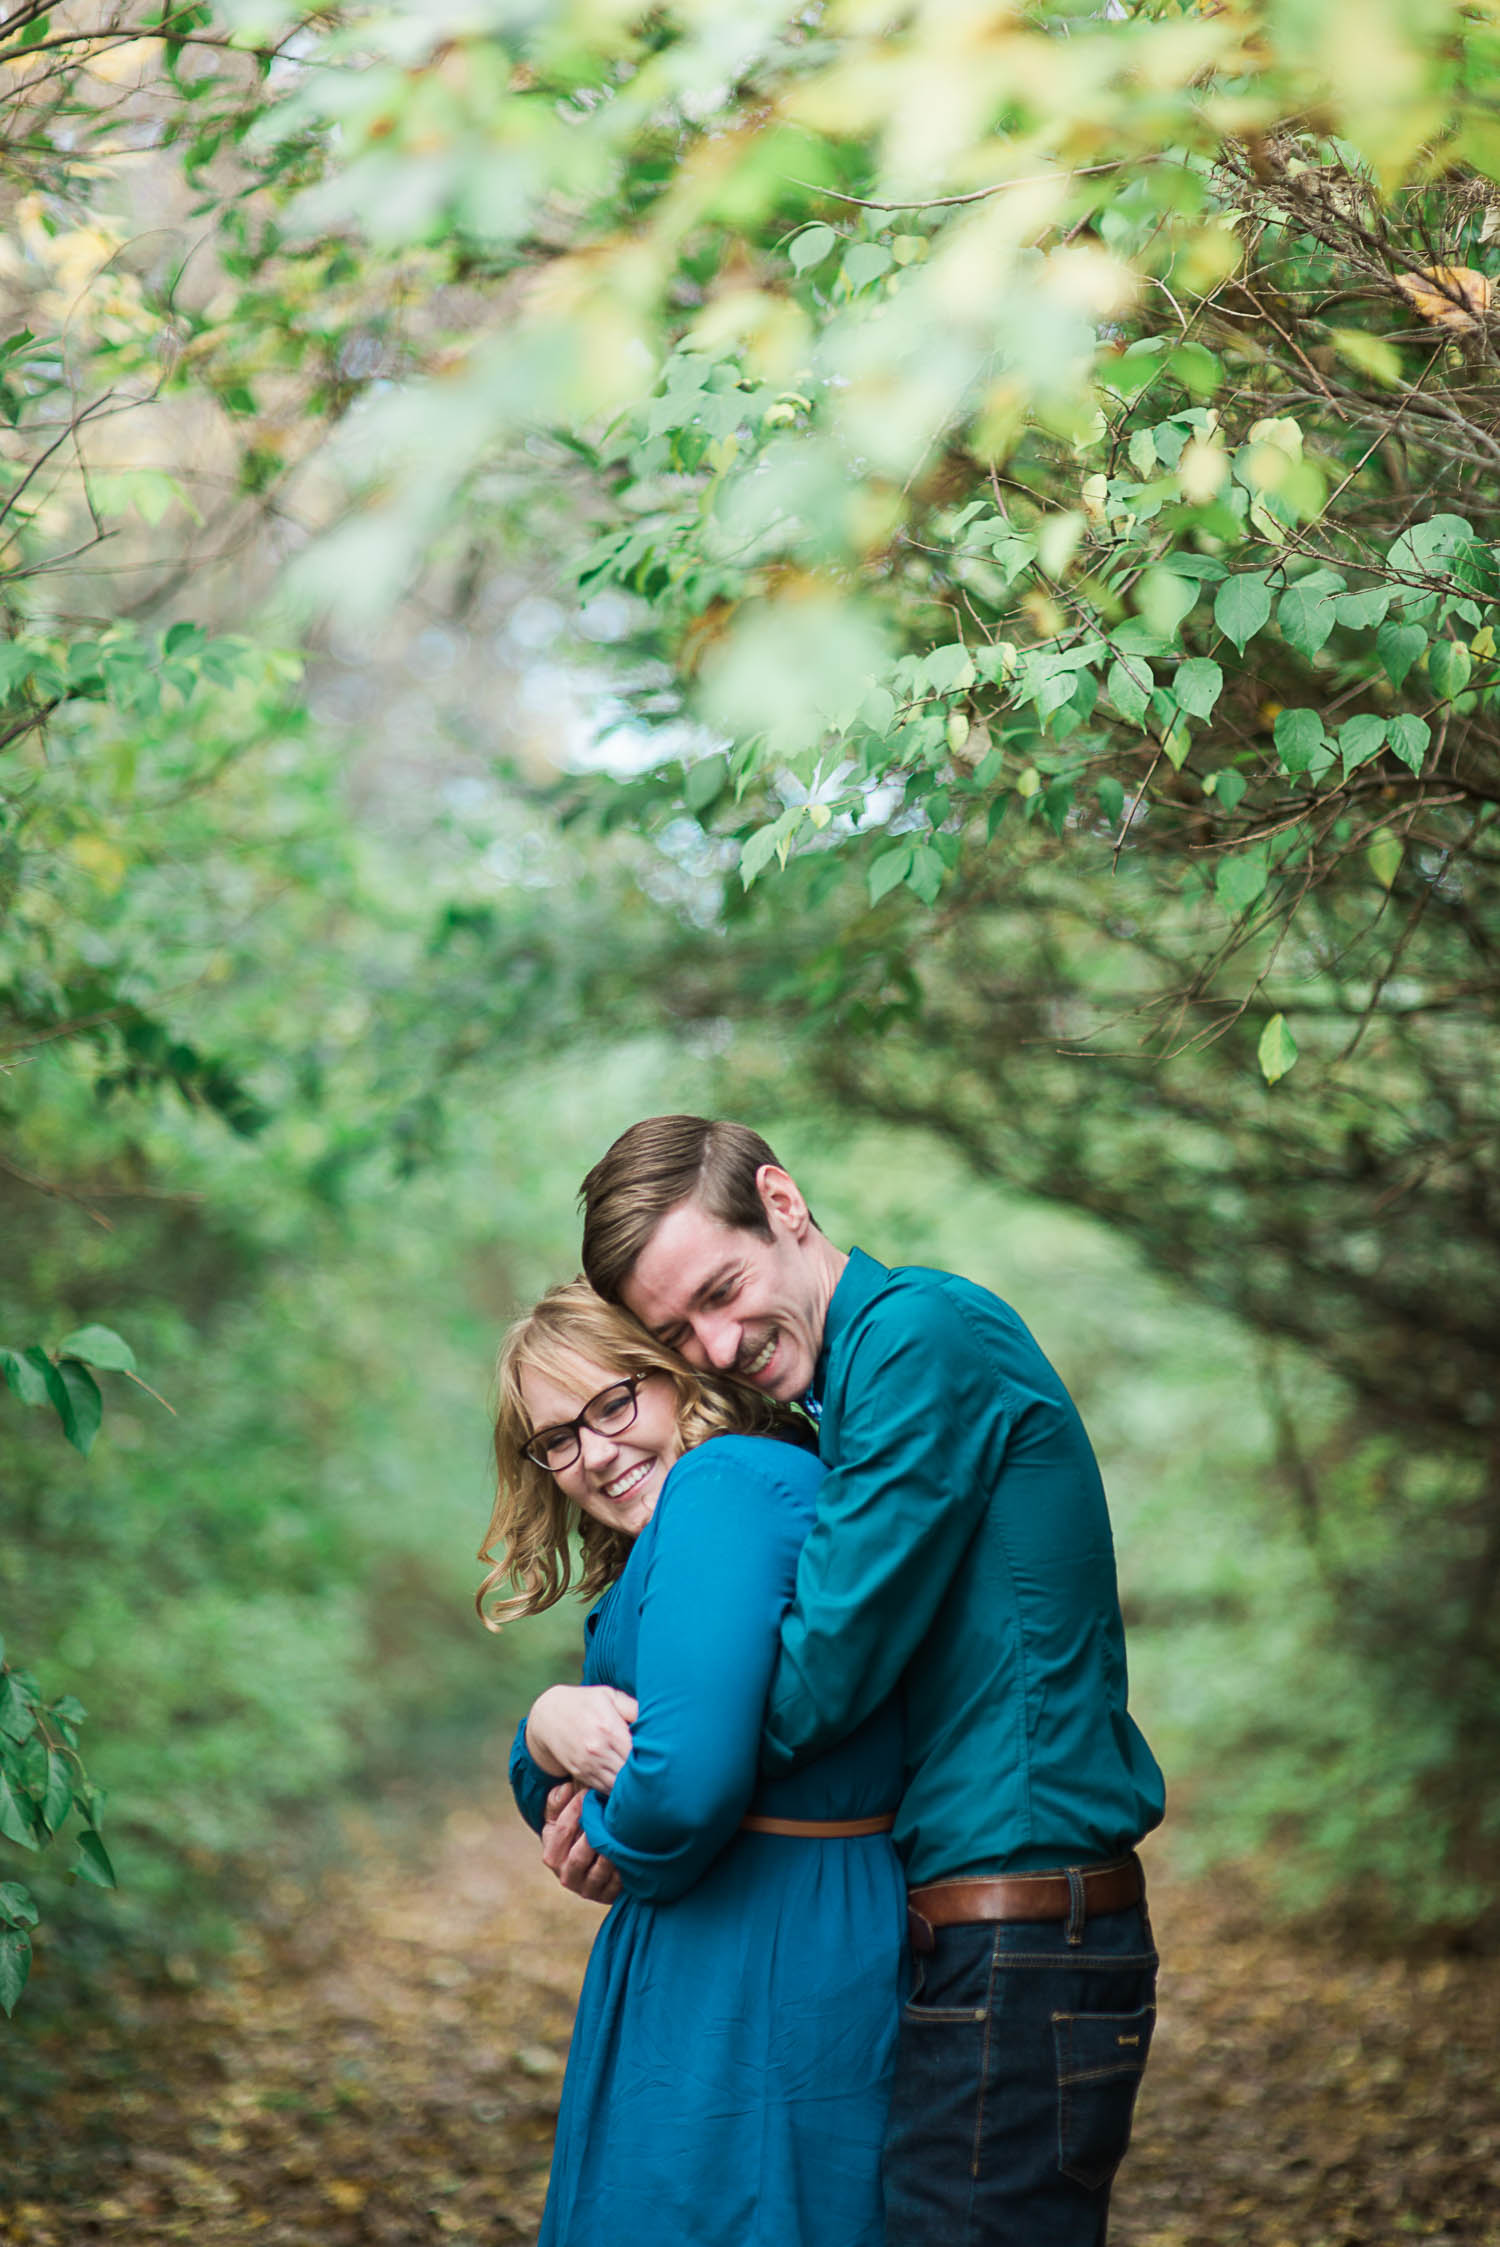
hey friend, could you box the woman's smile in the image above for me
[599,1456,653,1505]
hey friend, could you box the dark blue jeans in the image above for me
[882,1896,1158,2246]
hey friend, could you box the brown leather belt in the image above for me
[740,1813,896,1838]
[907,1855,1143,1953]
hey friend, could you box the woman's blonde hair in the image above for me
[478,1278,808,1630]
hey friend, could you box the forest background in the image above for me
[3,0,1499,2042]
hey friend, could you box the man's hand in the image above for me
[525,1684,638,1792]
[540,1781,622,1905]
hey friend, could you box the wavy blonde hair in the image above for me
[478,1278,809,1630]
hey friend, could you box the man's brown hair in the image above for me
[580,1115,782,1303]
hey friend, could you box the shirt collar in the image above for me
[811,1245,890,1402]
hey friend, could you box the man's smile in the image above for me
[740,1329,778,1380]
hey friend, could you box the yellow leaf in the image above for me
[1395,265,1492,333]
[1367,828,1403,889]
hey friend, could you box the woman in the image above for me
[480,1281,905,2247]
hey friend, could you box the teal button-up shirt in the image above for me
[761,1248,1165,1886]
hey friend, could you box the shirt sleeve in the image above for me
[761,1287,1009,1771]
[508,1713,557,1836]
[579,1443,797,1904]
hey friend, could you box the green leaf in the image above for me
[1273,708,1326,776]
[1106,656,1152,726]
[738,808,800,888]
[1213,572,1271,654]
[16,1345,73,1430]
[1386,714,1430,775]
[1135,568,1197,639]
[1127,427,1158,478]
[0,1348,50,1407]
[1328,327,1404,386]
[1096,775,1125,824]
[0,1882,38,1928]
[72,1828,116,1889]
[1170,342,1222,395]
[989,536,1035,585]
[1377,621,1427,687]
[53,1361,102,1457]
[1331,586,1394,630]
[1427,639,1472,700]
[1278,576,1344,659]
[904,844,946,905]
[40,1751,72,1838]
[789,224,838,273]
[920,643,975,693]
[0,1772,38,1852]
[683,755,728,816]
[1388,512,1475,576]
[0,1926,31,2017]
[1216,845,1270,917]
[0,1671,36,1744]
[868,845,913,903]
[859,686,896,734]
[55,1324,136,1374]
[1258,1013,1299,1085]
[1338,715,1387,775]
[1210,769,1247,813]
[842,242,893,291]
[1174,658,1223,720]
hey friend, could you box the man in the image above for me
[546,1113,1165,2244]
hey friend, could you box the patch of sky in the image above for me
[506,597,566,651]
[440,774,494,817]
[480,827,559,891]
[577,592,637,643]
[405,625,461,678]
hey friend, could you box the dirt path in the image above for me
[3,1799,1498,2247]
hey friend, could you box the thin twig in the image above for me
[782,160,1128,214]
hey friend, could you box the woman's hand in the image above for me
[541,1781,622,1905]
[525,1683,639,1792]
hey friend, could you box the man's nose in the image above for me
[694,1315,740,1371]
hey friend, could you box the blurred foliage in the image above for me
[2,0,1499,1973]
[239,0,1498,1928]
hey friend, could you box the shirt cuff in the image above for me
[508,1715,555,1835]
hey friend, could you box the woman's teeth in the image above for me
[603,1458,651,1502]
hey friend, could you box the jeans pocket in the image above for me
[1052,2001,1155,2189]
[901,1941,990,2024]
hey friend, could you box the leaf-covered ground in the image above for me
[3,1792,1498,2247]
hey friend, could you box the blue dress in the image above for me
[509,1433,906,2247]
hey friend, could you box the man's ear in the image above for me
[756,1164,811,1238]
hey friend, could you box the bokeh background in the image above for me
[4,6,1499,2242]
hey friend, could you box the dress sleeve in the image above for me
[579,1441,796,1904]
[761,1289,1009,1772]
[508,1714,556,1836]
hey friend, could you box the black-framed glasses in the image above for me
[524,1378,641,1472]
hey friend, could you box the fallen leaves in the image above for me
[2,1781,1498,2247]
